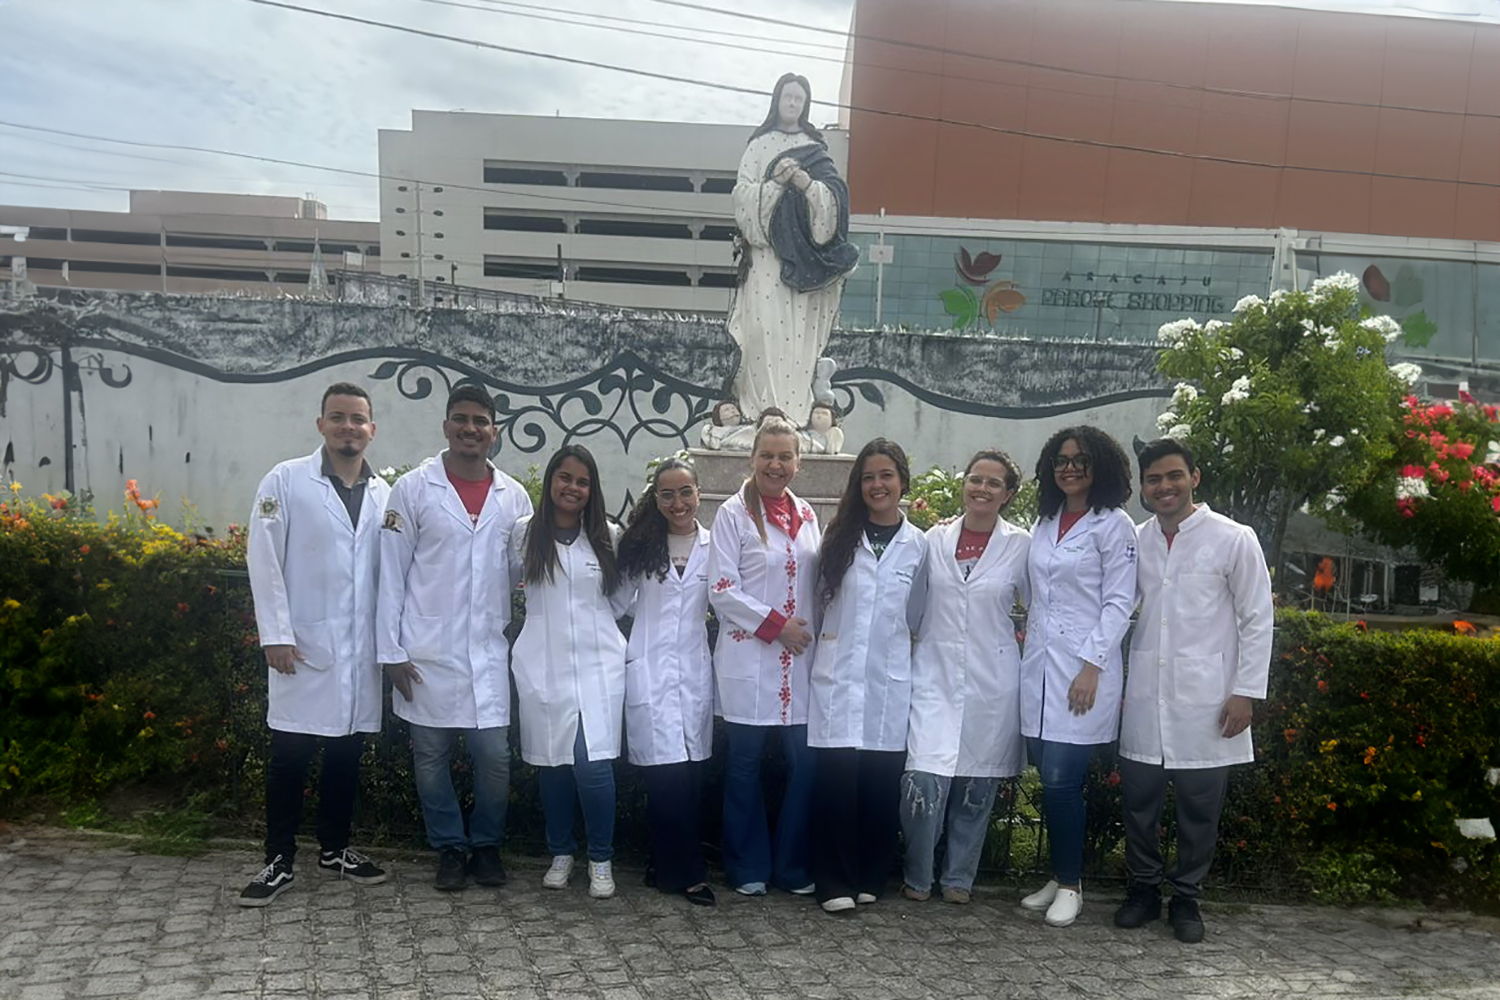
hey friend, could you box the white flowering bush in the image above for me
[1152,274,1410,576]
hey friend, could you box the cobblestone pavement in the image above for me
[2,827,1498,1000]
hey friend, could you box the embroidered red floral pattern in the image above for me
[779,540,798,723]
[713,577,733,593]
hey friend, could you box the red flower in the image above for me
[1317,679,1328,693]
[79,544,90,555]
[1493,495,1500,514]
[1106,770,1121,787]
[1327,802,1338,811]
[1451,441,1475,460]
[1484,404,1498,422]
[1401,465,1427,479]
[143,710,155,720]
[1355,620,1367,632]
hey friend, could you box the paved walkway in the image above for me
[2,826,1498,1000]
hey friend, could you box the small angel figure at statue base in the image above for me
[700,399,758,451]
[803,401,844,455]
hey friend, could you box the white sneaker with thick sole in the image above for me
[820,896,856,913]
[1045,887,1083,927]
[588,860,616,899]
[542,855,574,890]
[1021,879,1059,911]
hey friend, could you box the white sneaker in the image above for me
[1045,887,1083,927]
[588,860,615,899]
[855,893,877,905]
[542,855,574,890]
[1021,879,1059,911]
[820,896,856,913]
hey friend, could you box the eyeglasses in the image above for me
[1053,454,1092,472]
[655,486,699,504]
[964,475,1010,491]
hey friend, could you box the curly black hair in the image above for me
[617,457,698,582]
[1034,425,1133,519]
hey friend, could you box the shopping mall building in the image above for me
[834,0,1499,369]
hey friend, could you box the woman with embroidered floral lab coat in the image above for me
[1019,426,1139,929]
[707,417,822,896]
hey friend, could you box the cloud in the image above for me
[0,0,852,219]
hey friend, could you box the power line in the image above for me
[240,0,1500,190]
[636,0,1500,122]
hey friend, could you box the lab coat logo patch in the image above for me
[382,508,403,533]
[1125,543,1138,564]
[257,496,279,520]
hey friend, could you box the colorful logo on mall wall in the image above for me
[940,247,1026,330]
[1361,264,1436,348]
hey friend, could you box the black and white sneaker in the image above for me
[318,847,388,885]
[238,856,295,907]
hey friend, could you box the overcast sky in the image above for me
[3,0,1498,222]
[0,0,853,219]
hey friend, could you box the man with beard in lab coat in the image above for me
[240,382,391,907]
[378,384,533,892]
[1115,438,1273,943]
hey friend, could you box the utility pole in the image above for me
[414,183,425,307]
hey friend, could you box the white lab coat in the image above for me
[247,449,390,737]
[1122,506,1273,769]
[807,517,927,751]
[707,489,822,726]
[376,453,532,730]
[623,525,714,766]
[907,517,1032,777]
[510,517,632,766]
[1020,507,1138,745]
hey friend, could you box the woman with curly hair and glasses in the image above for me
[1018,426,1138,928]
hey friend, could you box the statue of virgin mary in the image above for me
[727,73,859,427]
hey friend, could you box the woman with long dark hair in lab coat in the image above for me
[1019,426,1138,928]
[806,438,927,915]
[511,444,631,900]
[615,457,716,907]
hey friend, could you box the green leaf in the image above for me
[1399,311,1438,348]
[939,286,978,329]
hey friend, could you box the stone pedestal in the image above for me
[689,448,855,527]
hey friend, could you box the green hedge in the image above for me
[3,491,1498,905]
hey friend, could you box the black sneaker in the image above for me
[435,847,469,891]
[1168,896,1206,944]
[238,855,294,908]
[318,847,388,885]
[470,846,507,887]
[1114,884,1162,928]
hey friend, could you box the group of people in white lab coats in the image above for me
[240,383,1273,944]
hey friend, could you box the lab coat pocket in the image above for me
[401,613,448,666]
[290,619,335,671]
[624,657,652,707]
[1169,653,1226,705]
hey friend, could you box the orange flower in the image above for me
[1312,557,1336,594]
[143,710,156,721]
[79,544,91,555]
[1363,746,1377,765]
[1327,802,1338,811]
[1454,620,1478,636]
[1316,679,1328,693]
[1284,728,1298,743]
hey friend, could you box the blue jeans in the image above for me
[410,723,511,852]
[537,722,616,862]
[722,722,816,890]
[899,771,999,893]
[1027,737,1105,886]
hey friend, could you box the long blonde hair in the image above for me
[742,417,801,545]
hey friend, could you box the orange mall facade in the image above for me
[835,0,1500,367]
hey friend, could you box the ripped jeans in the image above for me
[899,770,999,893]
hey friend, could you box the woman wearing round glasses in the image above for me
[1019,427,1137,928]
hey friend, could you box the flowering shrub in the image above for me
[904,466,1038,530]
[1344,396,1500,593]
[1152,275,1409,577]
[1219,612,1500,904]
[0,479,255,802]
